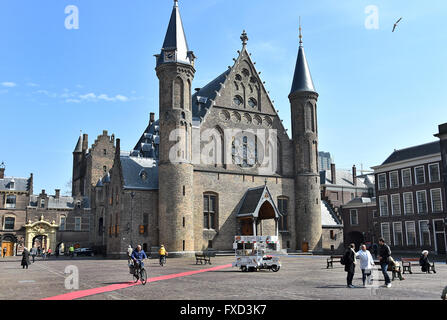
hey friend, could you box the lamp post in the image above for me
[130,192,135,247]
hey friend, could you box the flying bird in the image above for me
[392,17,403,32]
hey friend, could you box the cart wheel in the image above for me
[271,265,280,272]
[241,266,247,272]
[248,267,255,272]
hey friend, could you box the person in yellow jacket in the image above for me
[158,245,167,266]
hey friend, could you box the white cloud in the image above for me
[26,82,39,87]
[2,82,16,87]
[79,93,97,100]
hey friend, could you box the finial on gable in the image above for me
[299,17,303,46]
[174,0,178,8]
[240,30,248,47]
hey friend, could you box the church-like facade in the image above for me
[75,0,343,257]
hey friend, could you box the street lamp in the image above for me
[130,192,135,247]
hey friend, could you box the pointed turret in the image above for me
[73,133,83,153]
[290,24,316,94]
[156,0,195,67]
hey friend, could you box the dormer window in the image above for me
[140,170,148,181]
[9,181,14,190]
[40,199,45,208]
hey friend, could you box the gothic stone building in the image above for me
[85,1,343,257]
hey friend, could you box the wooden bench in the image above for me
[374,260,404,281]
[326,255,343,269]
[195,250,216,265]
[401,258,436,274]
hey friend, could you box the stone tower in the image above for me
[288,26,322,252]
[72,133,88,197]
[155,0,196,255]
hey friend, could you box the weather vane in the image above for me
[299,16,303,46]
[241,30,248,46]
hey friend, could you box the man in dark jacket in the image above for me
[343,243,356,288]
[21,248,30,269]
[377,238,391,288]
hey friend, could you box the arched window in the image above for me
[232,133,257,167]
[305,102,315,132]
[277,197,289,232]
[203,193,218,230]
[187,79,192,111]
[174,77,184,109]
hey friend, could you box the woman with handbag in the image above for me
[357,244,375,287]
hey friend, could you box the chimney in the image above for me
[150,113,155,124]
[28,173,33,194]
[0,162,5,179]
[55,189,60,198]
[116,138,121,157]
[330,163,336,184]
[194,88,201,93]
[40,189,46,196]
[352,165,357,186]
[82,134,89,152]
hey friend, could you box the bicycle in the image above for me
[159,255,167,267]
[132,260,147,285]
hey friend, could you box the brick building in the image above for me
[340,197,377,249]
[371,137,447,254]
[83,1,344,258]
[0,163,32,256]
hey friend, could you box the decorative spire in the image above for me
[290,21,316,95]
[240,30,248,47]
[73,131,83,153]
[156,0,195,67]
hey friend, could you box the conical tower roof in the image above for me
[290,25,316,94]
[157,0,195,67]
[73,134,83,153]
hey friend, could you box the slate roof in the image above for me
[321,200,342,227]
[73,135,83,153]
[381,141,440,165]
[0,177,30,192]
[29,195,90,209]
[320,170,373,189]
[192,69,230,121]
[290,45,316,94]
[237,186,266,215]
[343,197,376,208]
[120,156,159,190]
[132,120,160,159]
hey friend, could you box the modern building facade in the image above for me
[319,152,333,171]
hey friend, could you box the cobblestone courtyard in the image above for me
[0,255,445,300]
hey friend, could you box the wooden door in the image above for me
[1,242,14,257]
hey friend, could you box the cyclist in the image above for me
[158,245,167,265]
[131,245,148,274]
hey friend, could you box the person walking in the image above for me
[47,248,52,258]
[342,243,357,288]
[42,248,46,260]
[30,247,37,263]
[377,238,392,288]
[21,248,30,269]
[357,244,375,287]
[2,246,7,258]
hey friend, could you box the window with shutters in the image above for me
[401,168,412,187]
[391,194,401,216]
[379,196,389,216]
[403,192,414,215]
[428,163,440,183]
[381,223,391,245]
[430,188,443,213]
[419,220,431,246]
[393,222,403,246]
[416,190,428,214]
[405,221,417,246]
[389,171,399,189]
[378,174,387,191]
[414,166,425,185]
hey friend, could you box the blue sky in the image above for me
[1,0,446,195]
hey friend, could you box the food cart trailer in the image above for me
[232,235,281,272]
